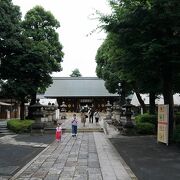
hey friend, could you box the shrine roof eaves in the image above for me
[44,77,118,97]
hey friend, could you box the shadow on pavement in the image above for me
[0,134,54,178]
[109,135,180,180]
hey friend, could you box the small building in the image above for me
[44,77,118,112]
[0,100,20,119]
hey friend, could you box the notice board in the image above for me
[157,105,169,145]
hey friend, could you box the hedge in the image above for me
[135,113,157,126]
[136,122,155,135]
[173,125,180,144]
[7,119,34,133]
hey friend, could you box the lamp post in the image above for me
[114,82,122,122]
[118,82,121,106]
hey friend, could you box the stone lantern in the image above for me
[44,102,58,126]
[104,101,112,124]
[30,99,44,123]
[60,101,67,119]
[30,99,45,133]
[115,103,121,122]
[105,101,112,120]
[111,102,116,122]
[122,98,134,128]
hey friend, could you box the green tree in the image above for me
[0,0,22,80]
[70,68,82,77]
[96,33,128,105]
[1,5,64,120]
[98,0,180,141]
[22,6,64,119]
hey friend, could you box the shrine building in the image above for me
[44,77,118,112]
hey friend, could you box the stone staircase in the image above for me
[42,114,106,134]
[0,120,14,135]
[44,126,104,134]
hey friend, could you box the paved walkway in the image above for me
[10,114,136,180]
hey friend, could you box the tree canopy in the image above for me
[0,0,22,80]
[0,2,64,119]
[96,0,180,139]
[70,68,82,77]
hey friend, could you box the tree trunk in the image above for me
[135,92,147,113]
[149,92,156,114]
[120,88,126,106]
[30,93,36,105]
[28,92,37,119]
[20,100,25,120]
[162,65,174,143]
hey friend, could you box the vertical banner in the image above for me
[157,105,169,145]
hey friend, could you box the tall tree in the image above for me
[70,68,82,77]
[1,5,64,119]
[0,0,22,80]
[98,0,180,141]
[21,6,64,118]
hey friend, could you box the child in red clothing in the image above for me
[56,123,62,142]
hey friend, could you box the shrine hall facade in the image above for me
[44,77,118,112]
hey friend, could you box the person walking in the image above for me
[89,108,94,123]
[94,110,100,125]
[88,108,92,123]
[56,123,62,142]
[71,114,78,137]
[81,111,86,127]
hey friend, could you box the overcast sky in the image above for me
[12,0,111,77]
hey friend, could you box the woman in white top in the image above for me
[94,111,100,125]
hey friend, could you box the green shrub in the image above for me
[135,113,157,126]
[7,119,34,133]
[135,122,155,135]
[174,114,180,125]
[173,125,180,144]
[175,112,180,116]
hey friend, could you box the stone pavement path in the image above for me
[0,135,48,148]
[11,132,134,180]
[9,115,136,180]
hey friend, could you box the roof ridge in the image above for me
[52,77,100,80]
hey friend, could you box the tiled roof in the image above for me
[44,77,118,97]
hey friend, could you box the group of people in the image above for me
[55,109,100,141]
[55,114,78,141]
[88,108,100,124]
[80,107,100,127]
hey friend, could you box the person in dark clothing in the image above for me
[88,108,94,123]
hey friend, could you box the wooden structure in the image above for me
[44,77,118,112]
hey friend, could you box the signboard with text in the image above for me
[157,105,169,145]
